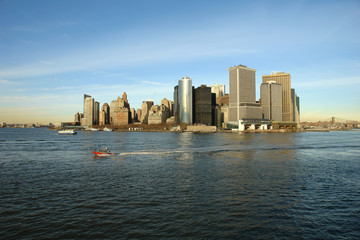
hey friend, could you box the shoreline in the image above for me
[46,126,358,133]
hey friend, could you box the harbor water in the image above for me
[1,128,359,239]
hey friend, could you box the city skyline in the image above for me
[1,0,360,124]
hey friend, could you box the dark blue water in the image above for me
[1,128,359,239]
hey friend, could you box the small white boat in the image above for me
[58,129,77,135]
[103,127,113,132]
[85,128,99,131]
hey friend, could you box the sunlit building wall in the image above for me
[99,103,110,126]
[262,72,292,121]
[210,82,225,98]
[178,76,193,124]
[82,94,94,126]
[228,65,261,122]
[260,81,282,121]
[140,100,154,124]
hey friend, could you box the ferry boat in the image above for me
[58,129,77,135]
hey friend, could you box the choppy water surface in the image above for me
[1,128,359,239]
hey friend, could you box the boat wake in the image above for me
[116,146,239,156]
[113,143,360,157]
[118,150,185,156]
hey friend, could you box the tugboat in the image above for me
[92,148,115,157]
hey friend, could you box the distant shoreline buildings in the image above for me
[71,64,304,131]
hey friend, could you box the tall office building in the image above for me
[140,100,154,124]
[194,85,212,125]
[82,94,94,126]
[99,103,110,126]
[173,85,179,123]
[74,112,82,125]
[130,108,136,123]
[110,93,130,126]
[228,65,261,122]
[291,89,300,126]
[262,72,292,121]
[94,101,100,125]
[178,76,193,124]
[260,81,282,121]
[160,98,172,122]
[136,109,142,122]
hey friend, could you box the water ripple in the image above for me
[0,129,360,239]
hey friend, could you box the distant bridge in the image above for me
[324,117,357,123]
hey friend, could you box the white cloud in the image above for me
[0,79,12,84]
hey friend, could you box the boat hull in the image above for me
[92,151,115,156]
[58,130,77,135]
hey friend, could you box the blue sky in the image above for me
[0,0,359,123]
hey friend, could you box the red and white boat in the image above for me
[92,148,115,157]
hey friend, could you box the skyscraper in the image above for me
[228,65,261,122]
[178,76,193,124]
[173,85,179,123]
[140,100,154,124]
[94,101,100,125]
[291,89,300,126]
[99,103,110,126]
[194,85,212,125]
[262,72,292,121]
[110,93,130,126]
[260,81,282,121]
[82,94,94,126]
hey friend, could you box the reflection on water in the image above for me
[0,129,360,239]
[177,132,196,163]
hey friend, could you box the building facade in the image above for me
[82,94,94,126]
[193,85,212,125]
[260,81,283,121]
[74,112,83,125]
[136,109,142,122]
[291,89,300,126]
[110,93,130,126]
[262,72,292,121]
[228,65,261,123]
[99,103,110,126]
[130,108,137,123]
[210,82,225,98]
[160,98,172,122]
[173,85,179,123]
[177,76,193,124]
[94,101,100,125]
[140,100,154,124]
